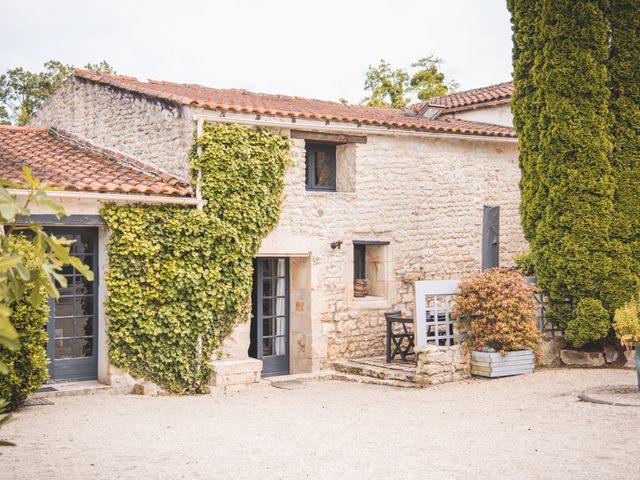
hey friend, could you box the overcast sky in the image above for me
[0,0,514,103]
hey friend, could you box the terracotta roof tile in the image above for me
[73,70,516,138]
[0,126,192,197]
[409,81,515,115]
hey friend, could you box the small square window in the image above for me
[305,143,336,191]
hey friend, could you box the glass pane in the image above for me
[277,258,285,277]
[274,336,286,356]
[75,276,94,295]
[55,339,74,359]
[55,296,74,318]
[76,234,94,254]
[54,318,74,339]
[75,297,94,317]
[275,316,285,336]
[61,264,75,276]
[276,276,284,297]
[314,151,334,188]
[263,299,273,317]
[262,278,273,297]
[262,259,273,277]
[74,338,93,358]
[276,297,285,316]
[74,317,93,337]
[262,337,273,356]
[263,317,274,337]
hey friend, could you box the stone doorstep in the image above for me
[32,381,133,399]
[208,358,263,388]
[332,359,420,383]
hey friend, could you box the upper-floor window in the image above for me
[305,143,336,191]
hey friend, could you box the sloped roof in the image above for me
[410,81,514,115]
[73,70,516,138]
[0,126,192,196]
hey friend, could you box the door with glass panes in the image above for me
[46,227,98,381]
[250,258,289,376]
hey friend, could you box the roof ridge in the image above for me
[48,128,191,190]
[0,125,49,132]
[71,70,516,138]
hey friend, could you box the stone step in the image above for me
[332,372,421,389]
[332,359,420,383]
[31,381,132,399]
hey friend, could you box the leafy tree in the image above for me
[0,60,115,125]
[361,56,458,108]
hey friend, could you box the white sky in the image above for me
[0,0,514,103]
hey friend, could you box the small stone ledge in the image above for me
[560,349,605,367]
[415,345,470,386]
[208,358,262,390]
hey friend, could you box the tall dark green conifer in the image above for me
[608,0,640,293]
[510,0,636,346]
[507,0,544,243]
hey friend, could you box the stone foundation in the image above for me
[208,358,262,391]
[415,345,470,385]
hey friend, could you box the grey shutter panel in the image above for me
[482,205,500,270]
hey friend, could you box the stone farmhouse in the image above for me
[0,70,525,388]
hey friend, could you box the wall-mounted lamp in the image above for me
[330,240,343,250]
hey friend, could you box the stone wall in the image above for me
[27,80,528,373]
[269,132,526,368]
[29,76,195,179]
[415,345,470,385]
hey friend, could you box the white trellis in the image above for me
[413,279,463,348]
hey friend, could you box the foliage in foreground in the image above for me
[0,167,93,412]
[454,269,539,354]
[103,124,291,393]
[0,237,48,410]
[614,295,640,349]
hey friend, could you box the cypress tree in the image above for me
[507,0,545,243]
[608,0,640,295]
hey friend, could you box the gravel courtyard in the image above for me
[2,368,639,480]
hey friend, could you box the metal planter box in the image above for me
[471,349,535,378]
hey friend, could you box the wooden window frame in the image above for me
[305,142,337,192]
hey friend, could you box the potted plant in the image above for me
[613,296,640,389]
[454,268,540,378]
[514,250,537,286]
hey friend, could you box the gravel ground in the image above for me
[2,368,639,480]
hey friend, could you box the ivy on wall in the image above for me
[102,123,290,393]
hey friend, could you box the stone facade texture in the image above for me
[29,77,195,179]
[30,81,528,375]
[415,345,470,385]
[274,134,526,368]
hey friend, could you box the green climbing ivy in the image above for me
[102,124,290,393]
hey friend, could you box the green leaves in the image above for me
[509,0,640,344]
[104,124,290,393]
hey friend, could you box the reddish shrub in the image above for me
[454,268,539,353]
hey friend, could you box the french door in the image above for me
[46,227,99,381]
[250,257,289,376]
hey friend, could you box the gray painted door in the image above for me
[250,258,290,376]
[46,227,99,381]
[482,205,500,270]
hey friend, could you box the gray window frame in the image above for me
[305,142,337,192]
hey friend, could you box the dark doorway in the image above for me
[250,257,289,376]
[46,227,99,381]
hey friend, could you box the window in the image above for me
[305,143,336,191]
[353,240,390,298]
